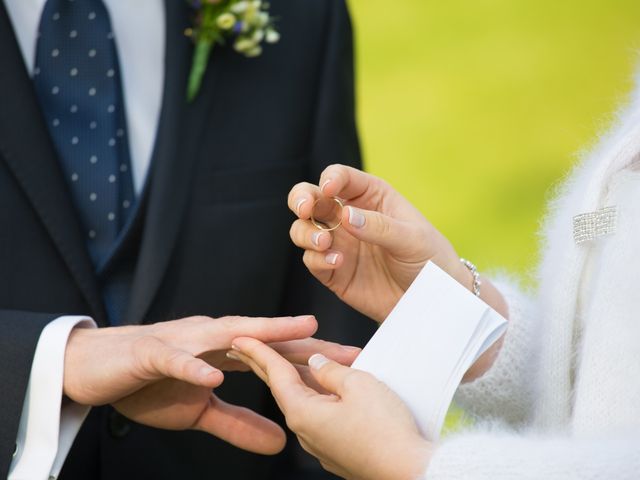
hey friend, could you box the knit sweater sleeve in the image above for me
[425,430,640,480]
[453,278,538,425]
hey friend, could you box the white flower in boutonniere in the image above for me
[185,0,280,102]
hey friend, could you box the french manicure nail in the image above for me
[343,346,362,352]
[320,179,332,193]
[325,253,339,265]
[295,198,308,216]
[312,231,324,247]
[309,353,330,370]
[348,206,366,228]
[226,351,241,361]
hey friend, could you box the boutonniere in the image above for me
[185,0,280,102]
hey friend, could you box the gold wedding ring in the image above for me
[310,197,345,232]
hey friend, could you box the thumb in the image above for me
[342,205,418,254]
[195,394,287,455]
[308,353,359,397]
[138,337,224,388]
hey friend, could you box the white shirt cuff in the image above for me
[9,315,96,480]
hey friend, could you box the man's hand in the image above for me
[63,315,359,454]
[228,337,432,480]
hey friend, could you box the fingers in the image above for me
[204,315,319,349]
[294,365,337,395]
[288,182,322,219]
[232,337,361,395]
[137,336,224,388]
[318,164,381,201]
[289,165,425,258]
[270,338,361,367]
[290,219,334,252]
[225,348,269,384]
[303,249,344,273]
[341,205,422,254]
[195,393,287,455]
[308,354,364,397]
[288,165,381,220]
[153,315,318,361]
[230,337,316,414]
[290,217,343,281]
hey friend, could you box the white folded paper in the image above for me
[351,262,507,441]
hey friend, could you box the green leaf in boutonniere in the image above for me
[185,0,281,102]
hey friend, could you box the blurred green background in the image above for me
[348,0,640,279]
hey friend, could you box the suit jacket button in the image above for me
[108,410,131,438]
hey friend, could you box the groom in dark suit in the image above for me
[0,0,374,478]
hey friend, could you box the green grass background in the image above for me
[347,0,640,430]
[349,0,640,278]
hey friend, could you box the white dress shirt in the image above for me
[5,0,165,193]
[4,1,165,478]
[9,317,96,480]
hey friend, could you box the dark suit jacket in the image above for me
[0,1,375,478]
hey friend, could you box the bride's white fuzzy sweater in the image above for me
[427,79,640,479]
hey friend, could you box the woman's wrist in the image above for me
[438,253,509,383]
[462,273,510,382]
[450,256,509,318]
[395,435,433,480]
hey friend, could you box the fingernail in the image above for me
[294,315,314,321]
[226,351,241,361]
[312,231,324,247]
[325,253,339,265]
[309,353,330,370]
[347,206,366,228]
[295,198,308,216]
[231,344,241,351]
[343,346,362,353]
[200,365,217,377]
[320,179,332,193]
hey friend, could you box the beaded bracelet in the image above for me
[460,258,482,297]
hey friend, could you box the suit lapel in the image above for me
[124,1,221,324]
[0,4,107,324]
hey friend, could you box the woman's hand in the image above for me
[288,164,467,322]
[228,337,432,480]
[289,165,510,382]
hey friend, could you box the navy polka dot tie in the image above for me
[33,0,136,268]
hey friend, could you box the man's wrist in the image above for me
[9,316,95,479]
[63,323,102,404]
